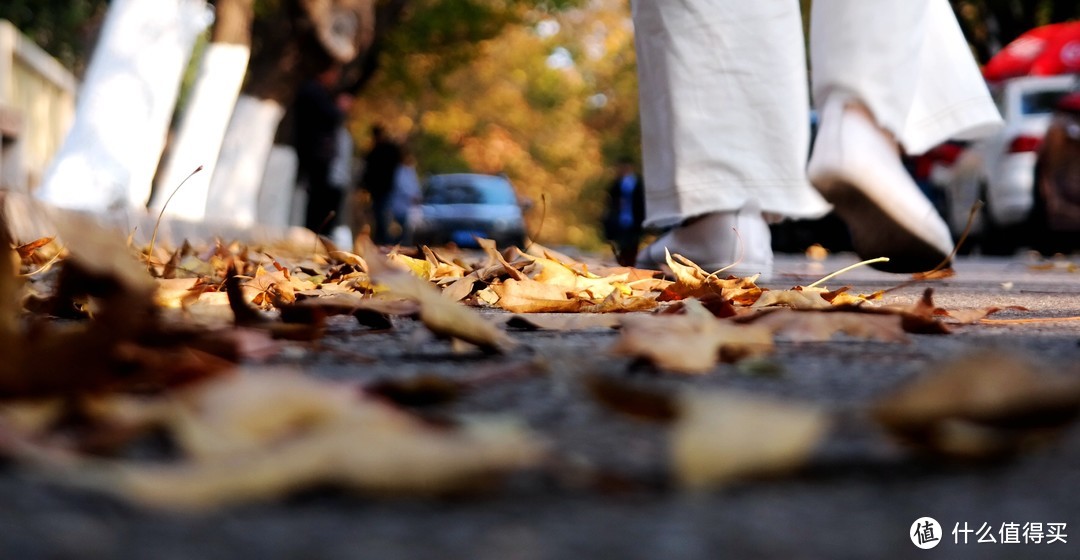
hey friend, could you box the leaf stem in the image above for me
[808,257,890,288]
[147,166,203,273]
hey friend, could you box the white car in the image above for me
[938,74,1078,253]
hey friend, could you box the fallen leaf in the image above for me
[43,370,545,510]
[751,286,834,310]
[490,278,585,313]
[872,352,1080,459]
[943,306,1028,325]
[748,310,909,343]
[364,241,515,353]
[673,391,831,488]
[657,251,762,304]
[506,314,622,331]
[611,299,773,373]
[14,237,55,262]
[583,375,679,422]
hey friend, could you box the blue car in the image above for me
[408,173,528,249]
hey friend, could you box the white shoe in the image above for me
[635,206,773,279]
[808,95,954,273]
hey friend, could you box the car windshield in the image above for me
[1021,89,1070,115]
[424,176,518,205]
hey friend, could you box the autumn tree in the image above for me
[0,0,108,74]
[351,0,633,247]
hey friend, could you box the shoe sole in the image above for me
[817,178,950,273]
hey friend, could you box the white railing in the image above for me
[0,20,77,192]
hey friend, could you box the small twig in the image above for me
[711,226,745,277]
[807,257,891,289]
[147,166,203,273]
[19,247,66,277]
[920,200,982,278]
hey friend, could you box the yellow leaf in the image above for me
[674,391,830,487]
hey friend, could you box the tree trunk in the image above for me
[342,0,410,93]
[205,0,374,228]
[36,0,211,212]
[150,0,254,220]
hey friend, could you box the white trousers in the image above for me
[632,0,1002,226]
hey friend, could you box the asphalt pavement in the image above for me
[3,251,1080,560]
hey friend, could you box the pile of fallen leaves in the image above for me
[2,197,1080,511]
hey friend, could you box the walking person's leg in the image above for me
[631,0,830,277]
[808,0,1001,271]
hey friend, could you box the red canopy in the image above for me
[983,22,1080,82]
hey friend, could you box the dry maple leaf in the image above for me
[582,376,830,487]
[362,241,515,353]
[611,299,773,373]
[36,370,545,510]
[748,309,909,343]
[751,286,835,310]
[583,289,658,313]
[657,250,762,304]
[489,278,586,313]
[674,391,831,488]
[878,288,951,334]
[872,352,1080,459]
[478,238,527,281]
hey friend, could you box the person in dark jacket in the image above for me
[360,125,403,244]
[602,157,646,266]
[294,67,347,233]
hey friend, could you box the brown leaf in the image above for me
[490,278,584,313]
[872,352,1080,459]
[674,391,831,487]
[611,300,773,373]
[882,288,951,334]
[53,212,157,297]
[657,251,762,303]
[478,238,526,281]
[583,375,679,422]
[506,314,622,331]
[14,237,55,261]
[749,310,909,343]
[364,241,515,353]
[46,370,544,510]
[751,286,834,310]
[943,306,1028,325]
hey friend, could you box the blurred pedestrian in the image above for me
[294,66,347,233]
[389,148,422,244]
[359,125,403,244]
[632,0,1003,277]
[601,157,646,266]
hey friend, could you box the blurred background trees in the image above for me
[0,0,108,74]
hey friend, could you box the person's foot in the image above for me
[634,206,773,279]
[808,95,954,273]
